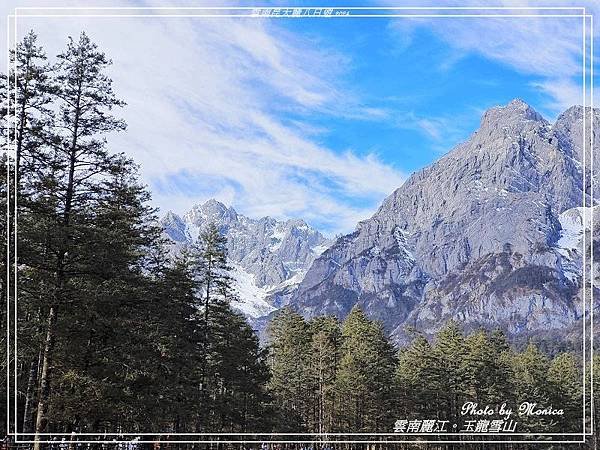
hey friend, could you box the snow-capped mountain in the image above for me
[160,199,330,318]
[160,100,597,345]
[289,99,599,343]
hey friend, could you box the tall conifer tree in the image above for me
[29,32,126,445]
[5,31,54,435]
[267,308,312,432]
[335,306,395,432]
[547,352,582,432]
[511,343,553,432]
[395,334,436,420]
[309,316,341,434]
[429,321,468,426]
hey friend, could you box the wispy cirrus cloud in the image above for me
[5,0,595,236]
[2,1,406,235]
[385,0,596,113]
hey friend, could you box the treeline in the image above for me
[1,30,599,449]
[268,307,595,437]
[0,31,271,441]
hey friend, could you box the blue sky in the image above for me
[2,3,596,235]
[271,16,578,174]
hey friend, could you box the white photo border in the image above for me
[4,5,595,445]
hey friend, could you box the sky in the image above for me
[2,1,598,236]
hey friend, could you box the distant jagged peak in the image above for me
[553,104,600,168]
[557,104,600,120]
[185,198,238,224]
[194,198,236,215]
[159,210,187,242]
[159,198,331,302]
[284,217,312,231]
[160,210,183,224]
[168,199,326,241]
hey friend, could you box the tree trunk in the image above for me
[33,305,56,450]
[200,256,213,430]
[22,351,40,433]
[32,77,81,449]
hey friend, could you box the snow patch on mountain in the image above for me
[556,206,594,259]
[312,244,329,256]
[160,200,331,320]
[230,265,277,318]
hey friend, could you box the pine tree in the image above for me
[429,321,468,426]
[149,251,204,432]
[3,31,55,436]
[24,31,127,445]
[190,222,230,430]
[308,316,341,434]
[0,69,9,437]
[187,222,272,434]
[462,329,515,409]
[511,342,553,432]
[546,352,582,432]
[395,334,436,420]
[204,301,271,433]
[195,223,235,342]
[12,30,54,185]
[197,223,234,298]
[267,307,312,432]
[47,159,172,432]
[335,306,395,433]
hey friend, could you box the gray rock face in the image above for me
[290,99,599,342]
[160,199,330,317]
[553,105,600,199]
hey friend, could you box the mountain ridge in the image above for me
[160,99,598,344]
[160,199,331,317]
[288,99,598,343]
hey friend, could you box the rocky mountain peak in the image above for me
[160,210,183,225]
[554,105,600,160]
[160,211,187,242]
[480,98,546,128]
[185,199,238,227]
[492,98,546,122]
[160,199,331,318]
[553,105,600,136]
[557,105,584,121]
[552,106,600,206]
[555,104,600,124]
[286,218,309,228]
[289,100,592,344]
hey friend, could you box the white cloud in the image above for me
[432,16,583,112]
[531,78,585,112]
[1,1,406,235]
[385,0,597,113]
[7,1,593,235]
